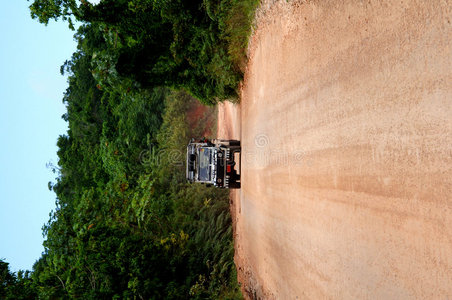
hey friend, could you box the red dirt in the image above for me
[218,0,452,298]
[186,98,216,137]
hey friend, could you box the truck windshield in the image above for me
[198,148,211,181]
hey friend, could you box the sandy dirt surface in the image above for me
[218,0,452,298]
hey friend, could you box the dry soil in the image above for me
[218,0,452,299]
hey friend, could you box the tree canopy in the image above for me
[24,27,241,297]
[28,0,259,104]
[2,0,260,297]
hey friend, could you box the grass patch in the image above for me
[222,0,260,72]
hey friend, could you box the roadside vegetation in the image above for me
[1,0,260,298]
[30,0,259,105]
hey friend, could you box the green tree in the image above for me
[0,259,37,299]
[27,2,250,298]
[29,0,243,104]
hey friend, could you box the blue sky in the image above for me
[0,2,78,272]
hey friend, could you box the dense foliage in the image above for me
[32,75,240,298]
[0,0,262,298]
[4,28,240,297]
[0,260,36,299]
[29,0,259,105]
[68,25,239,297]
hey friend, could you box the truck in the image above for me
[186,138,241,189]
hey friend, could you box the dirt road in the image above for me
[218,0,452,298]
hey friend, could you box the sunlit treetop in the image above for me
[28,0,97,30]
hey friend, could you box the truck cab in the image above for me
[186,139,240,188]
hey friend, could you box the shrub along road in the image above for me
[219,0,452,298]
